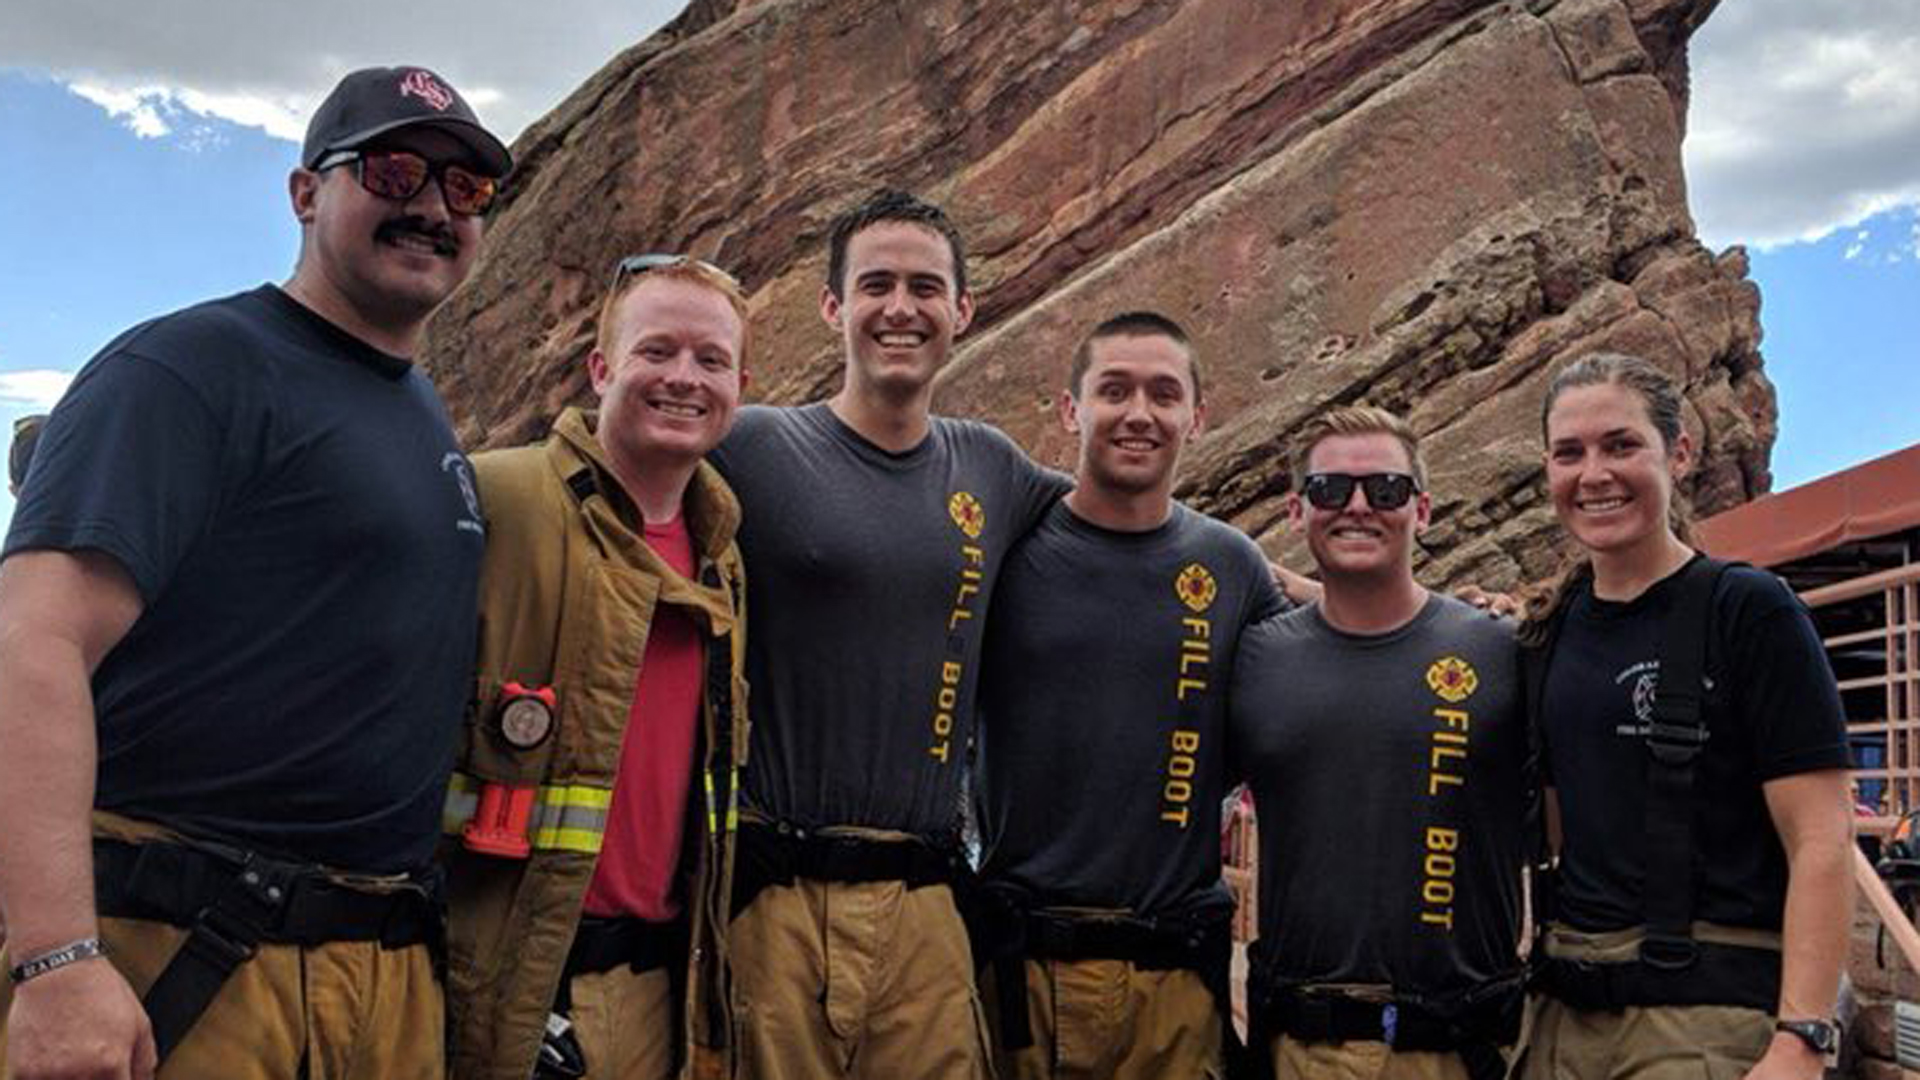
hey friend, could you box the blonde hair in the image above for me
[594,259,751,370]
[1291,405,1426,489]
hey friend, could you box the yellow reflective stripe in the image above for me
[441,774,612,852]
[543,785,613,810]
[703,771,718,836]
[442,774,480,835]
[529,826,604,853]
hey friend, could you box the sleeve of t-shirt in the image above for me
[985,424,1070,536]
[708,404,777,486]
[1722,569,1853,780]
[1235,533,1287,622]
[2,350,228,604]
[1223,617,1279,787]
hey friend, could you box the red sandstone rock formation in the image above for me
[426,0,1767,587]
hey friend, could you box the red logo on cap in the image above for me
[398,70,454,112]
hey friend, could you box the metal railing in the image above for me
[1800,562,1920,974]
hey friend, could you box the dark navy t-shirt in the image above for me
[1230,596,1527,996]
[1540,558,1851,932]
[4,285,484,873]
[977,501,1283,917]
[710,403,1068,839]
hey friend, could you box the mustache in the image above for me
[374,216,459,256]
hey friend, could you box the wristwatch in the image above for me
[1774,1018,1841,1063]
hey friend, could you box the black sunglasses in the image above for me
[1301,472,1420,511]
[315,148,498,216]
[610,253,741,291]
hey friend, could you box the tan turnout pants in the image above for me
[729,878,992,1080]
[0,917,443,1080]
[566,965,675,1080]
[1518,924,1775,1080]
[1270,1036,1471,1080]
[1,814,443,1080]
[987,956,1222,1079]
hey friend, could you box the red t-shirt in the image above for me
[580,514,703,920]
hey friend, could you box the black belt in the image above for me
[731,820,959,916]
[1248,979,1522,1080]
[1535,940,1779,1012]
[565,915,689,977]
[93,837,442,1064]
[973,895,1235,1054]
[1020,910,1223,969]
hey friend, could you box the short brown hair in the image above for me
[1067,312,1201,404]
[825,188,968,301]
[594,258,751,369]
[1291,405,1426,489]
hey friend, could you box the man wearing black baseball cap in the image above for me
[0,65,508,1079]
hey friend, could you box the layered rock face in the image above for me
[428,0,1769,587]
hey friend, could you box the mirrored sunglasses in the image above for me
[316,149,498,217]
[1302,472,1420,511]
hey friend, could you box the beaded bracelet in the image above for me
[7,937,109,984]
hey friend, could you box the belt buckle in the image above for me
[1638,932,1699,972]
[1295,994,1334,1037]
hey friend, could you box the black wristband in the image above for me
[7,937,109,984]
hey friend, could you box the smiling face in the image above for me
[820,221,974,402]
[1545,381,1692,562]
[291,126,485,337]
[590,276,745,471]
[1063,332,1204,500]
[1290,431,1431,583]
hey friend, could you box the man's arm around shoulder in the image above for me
[0,550,154,1080]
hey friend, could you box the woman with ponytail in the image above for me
[1519,354,1853,1079]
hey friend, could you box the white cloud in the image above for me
[0,0,687,148]
[69,82,175,137]
[1687,0,1920,250]
[0,369,76,410]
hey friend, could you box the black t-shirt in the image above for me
[976,501,1284,917]
[1230,595,1527,995]
[4,285,484,873]
[710,403,1069,839]
[1540,558,1852,932]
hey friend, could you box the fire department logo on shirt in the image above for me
[1426,656,1479,703]
[1176,563,1217,613]
[948,491,985,539]
[1632,670,1659,724]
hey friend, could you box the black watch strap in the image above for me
[1774,1018,1839,1058]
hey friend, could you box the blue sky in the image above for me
[2,0,1917,533]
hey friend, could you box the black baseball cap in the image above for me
[302,66,512,177]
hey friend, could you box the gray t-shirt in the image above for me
[711,403,1068,839]
[1229,594,1525,996]
[977,501,1284,917]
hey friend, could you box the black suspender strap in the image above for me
[94,839,442,1065]
[1639,556,1727,971]
[140,854,290,1063]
